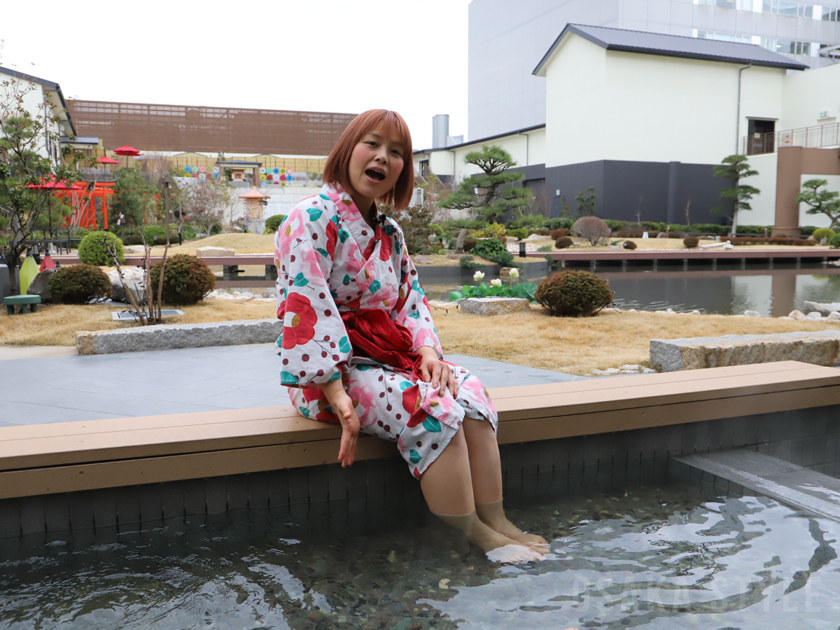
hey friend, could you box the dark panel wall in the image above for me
[545,159,731,225]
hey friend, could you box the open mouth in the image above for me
[365,169,386,181]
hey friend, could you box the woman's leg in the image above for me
[420,427,540,563]
[461,417,548,548]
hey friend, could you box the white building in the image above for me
[0,65,76,163]
[419,24,840,228]
[469,0,840,140]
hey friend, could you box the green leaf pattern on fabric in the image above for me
[281,371,300,385]
[293,272,309,287]
[339,336,351,353]
[422,415,442,433]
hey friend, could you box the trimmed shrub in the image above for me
[78,231,124,266]
[459,255,482,270]
[508,227,529,240]
[472,238,514,267]
[545,217,573,231]
[604,219,626,231]
[555,236,574,249]
[149,254,216,306]
[572,216,611,246]
[535,270,612,317]
[830,234,840,249]
[813,228,836,243]
[142,224,171,243]
[428,223,445,237]
[550,228,569,239]
[121,235,145,246]
[474,223,507,241]
[47,264,111,304]
[463,238,477,253]
[506,214,546,230]
[263,214,286,234]
[683,236,699,249]
[623,240,637,250]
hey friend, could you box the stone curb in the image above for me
[76,318,282,355]
[650,330,840,372]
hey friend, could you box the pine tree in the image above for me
[440,145,530,224]
[712,154,759,237]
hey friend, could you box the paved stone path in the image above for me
[0,344,586,428]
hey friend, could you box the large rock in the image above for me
[76,318,283,355]
[105,267,146,303]
[803,301,840,317]
[460,297,529,316]
[26,270,53,302]
[650,330,840,372]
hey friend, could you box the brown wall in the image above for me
[774,147,840,236]
[67,100,356,156]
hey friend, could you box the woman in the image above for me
[275,109,547,563]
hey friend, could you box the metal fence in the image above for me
[67,100,356,156]
[744,121,840,155]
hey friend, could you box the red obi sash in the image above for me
[340,309,423,379]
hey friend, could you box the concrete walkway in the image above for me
[0,344,586,428]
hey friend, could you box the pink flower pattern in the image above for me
[277,183,497,475]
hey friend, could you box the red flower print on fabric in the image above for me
[282,294,318,349]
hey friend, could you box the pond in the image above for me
[2,486,837,629]
[417,261,840,317]
[215,260,840,317]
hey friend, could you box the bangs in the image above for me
[323,109,415,210]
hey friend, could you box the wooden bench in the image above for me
[2,361,839,501]
[3,295,41,315]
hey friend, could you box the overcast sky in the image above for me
[1,0,472,152]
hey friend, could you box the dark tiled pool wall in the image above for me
[2,404,839,542]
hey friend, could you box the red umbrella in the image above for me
[98,156,121,165]
[114,145,140,169]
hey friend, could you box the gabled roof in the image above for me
[533,24,809,75]
[0,65,76,136]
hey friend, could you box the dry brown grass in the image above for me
[432,306,840,375]
[4,299,838,376]
[0,300,275,347]
[148,233,276,256]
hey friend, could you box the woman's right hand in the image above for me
[321,379,360,467]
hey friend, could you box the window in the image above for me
[823,7,840,21]
[762,0,815,17]
[697,0,752,8]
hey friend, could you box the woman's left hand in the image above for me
[417,347,458,398]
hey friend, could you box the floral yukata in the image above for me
[275,183,498,478]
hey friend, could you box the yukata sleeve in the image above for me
[275,201,349,388]
[391,230,444,358]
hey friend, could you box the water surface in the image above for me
[2,486,839,629]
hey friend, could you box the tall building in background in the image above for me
[468,0,840,140]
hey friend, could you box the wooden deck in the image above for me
[2,361,838,501]
[530,248,840,263]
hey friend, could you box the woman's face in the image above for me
[347,124,405,213]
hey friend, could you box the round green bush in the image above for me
[264,214,287,234]
[555,236,574,249]
[77,231,124,266]
[535,270,612,317]
[829,234,840,249]
[47,264,111,304]
[508,227,529,240]
[623,240,637,250]
[142,224,172,243]
[149,254,216,305]
[683,236,699,249]
[813,228,836,243]
[121,234,145,246]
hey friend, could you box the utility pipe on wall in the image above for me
[736,63,752,154]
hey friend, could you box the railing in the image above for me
[743,122,840,155]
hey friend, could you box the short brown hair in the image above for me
[323,109,415,210]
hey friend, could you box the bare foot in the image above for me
[475,506,549,551]
[467,518,543,563]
